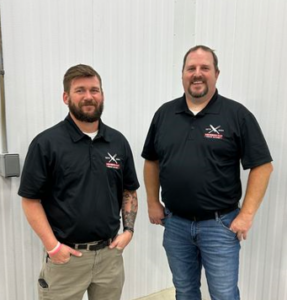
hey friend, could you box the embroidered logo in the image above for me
[105,153,121,169]
[204,124,224,139]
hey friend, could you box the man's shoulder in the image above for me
[218,94,251,116]
[31,120,66,144]
[101,122,129,143]
[158,96,183,110]
[152,96,183,119]
[218,94,248,109]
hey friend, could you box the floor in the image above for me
[133,288,175,300]
[133,288,209,300]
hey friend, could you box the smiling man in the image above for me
[19,64,139,300]
[142,45,273,300]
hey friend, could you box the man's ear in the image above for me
[63,92,69,105]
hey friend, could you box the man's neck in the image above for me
[185,89,216,112]
[69,113,99,133]
[186,95,211,112]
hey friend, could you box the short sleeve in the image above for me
[123,140,140,191]
[240,113,273,169]
[18,138,50,199]
[141,113,159,161]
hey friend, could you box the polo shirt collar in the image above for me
[175,89,221,115]
[64,114,111,143]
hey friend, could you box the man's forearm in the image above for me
[241,162,273,217]
[122,190,138,231]
[230,162,273,240]
[144,159,164,224]
[143,159,160,206]
[22,198,58,250]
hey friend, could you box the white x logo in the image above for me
[209,125,221,134]
[107,153,118,164]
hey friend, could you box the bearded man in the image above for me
[19,64,139,300]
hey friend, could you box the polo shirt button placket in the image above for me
[90,143,95,159]
[188,124,196,140]
[90,144,97,172]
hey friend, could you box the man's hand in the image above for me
[148,201,165,225]
[230,163,273,241]
[109,231,133,250]
[229,212,254,241]
[48,244,82,264]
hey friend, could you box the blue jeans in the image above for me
[163,208,241,300]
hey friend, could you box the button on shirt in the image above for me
[142,91,272,218]
[18,114,140,243]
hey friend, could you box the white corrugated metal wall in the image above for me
[0,0,286,300]
[195,1,287,299]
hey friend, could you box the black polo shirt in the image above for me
[18,114,139,243]
[142,91,272,218]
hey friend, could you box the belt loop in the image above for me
[215,212,219,221]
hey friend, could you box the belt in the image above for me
[180,205,238,222]
[65,239,112,251]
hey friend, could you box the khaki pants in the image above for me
[38,247,124,300]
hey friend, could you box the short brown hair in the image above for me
[63,64,103,93]
[182,45,219,72]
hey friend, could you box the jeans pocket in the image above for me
[161,207,173,226]
[217,208,240,233]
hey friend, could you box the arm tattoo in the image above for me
[122,190,138,230]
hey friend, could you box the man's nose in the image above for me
[194,67,202,76]
[83,90,93,98]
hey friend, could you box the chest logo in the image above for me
[105,153,121,169]
[204,124,224,139]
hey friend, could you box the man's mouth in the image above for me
[192,80,204,84]
[81,101,97,107]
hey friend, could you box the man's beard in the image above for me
[188,84,208,99]
[68,99,104,123]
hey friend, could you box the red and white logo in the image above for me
[204,124,224,139]
[105,153,121,169]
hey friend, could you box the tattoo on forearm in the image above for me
[122,190,138,229]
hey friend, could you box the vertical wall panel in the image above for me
[0,0,176,299]
[195,0,287,299]
[172,0,197,97]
